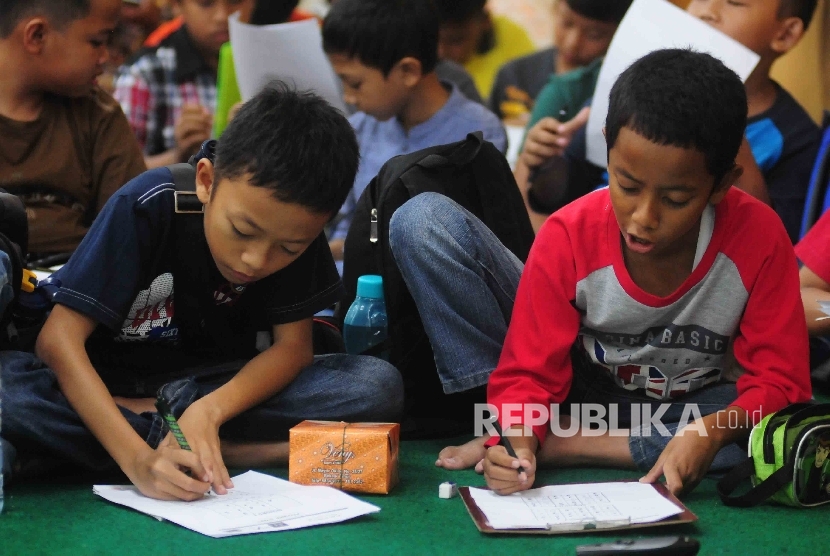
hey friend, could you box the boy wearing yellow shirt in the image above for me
[433,0,535,101]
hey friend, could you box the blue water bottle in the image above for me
[343,275,388,358]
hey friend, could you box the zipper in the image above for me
[370,208,379,243]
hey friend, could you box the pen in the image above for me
[155,395,192,451]
[491,420,526,476]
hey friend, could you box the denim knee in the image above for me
[344,355,404,422]
[0,351,48,438]
[389,193,463,258]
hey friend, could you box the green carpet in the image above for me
[1,437,828,555]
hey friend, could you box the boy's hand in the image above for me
[640,420,721,497]
[165,398,235,495]
[128,444,212,501]
[482,446,536,495]
[520,107,590,169]
[174,104,213,162]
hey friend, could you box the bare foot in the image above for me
[114,397,157,415]
[435,435,488,470]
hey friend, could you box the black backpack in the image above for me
[337,132,535,429]
[0,190,43,349]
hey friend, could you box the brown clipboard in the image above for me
[459,481,698,535]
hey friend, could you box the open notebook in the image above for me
[460,481,696,535]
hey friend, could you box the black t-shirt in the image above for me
[745,84,821,243]
[53,167,342,373]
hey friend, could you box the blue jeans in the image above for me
[0,350,403,473]
[389,194,524,394]
[0,252,13,318]
[389,193,745,471]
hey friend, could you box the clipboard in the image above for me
[459,481,698,535]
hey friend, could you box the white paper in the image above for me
[585,0,760,167]
[505,124,525,170]
[93,471,379,538]
[468,482,682,530]
[228,15,346,113]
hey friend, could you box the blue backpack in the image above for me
[799,112,830,239]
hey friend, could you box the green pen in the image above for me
[155,395,192,451]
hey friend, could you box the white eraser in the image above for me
[438,481,458,499]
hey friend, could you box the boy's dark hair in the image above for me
[432,0,486,24]
[779,0,819,29]
[606,49,747,183]
[250,0,300,25]
[322,0,439,76]
[564,0,633,23]
[0,0,90,38]
[214,83,359,215]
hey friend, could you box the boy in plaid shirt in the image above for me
[114,0,255,169]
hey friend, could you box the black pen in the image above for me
[491,420,526,475]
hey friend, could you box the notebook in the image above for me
[460,480,697,535]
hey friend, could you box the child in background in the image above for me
[518,0,821,243]
[490,0,631,122]
[324,0,484,105]
[322,0,507,262]
[388,49,810,496]
[213,0,312,137]
[685,0,820,242]
[0,0,146,256]
[0,85,403,499]
[433,0,536,101]
[114,0,256,169]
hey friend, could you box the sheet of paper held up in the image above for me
[585,0,760,167]
[93,471,379,538]
[468,482,682,530]
[228,14,346,113]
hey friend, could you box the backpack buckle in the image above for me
[174,191,204,214]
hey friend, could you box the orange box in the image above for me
[288,421,400,494]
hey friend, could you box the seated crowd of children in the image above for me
[0,0,825,501]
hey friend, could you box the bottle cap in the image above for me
[356,275,384,300]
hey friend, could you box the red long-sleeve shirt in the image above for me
[489,188,811,445]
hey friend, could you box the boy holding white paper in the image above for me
[388,49,811,497]
[518,0,821,243]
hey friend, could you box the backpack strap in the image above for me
[442,131,484,166]
[165,161,238,355]
[395,133,485,197]
[168,163,205,213]
[717,458,792,507]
